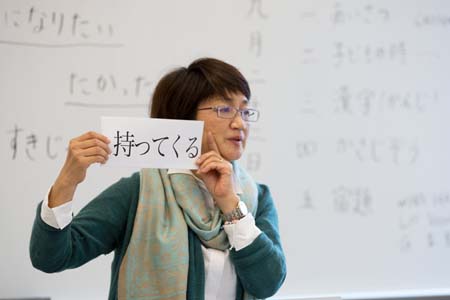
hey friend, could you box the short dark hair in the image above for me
[150,58,251,120]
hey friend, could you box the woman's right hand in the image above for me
[48,131,111,208]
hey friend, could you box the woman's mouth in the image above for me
[228,136,244,145]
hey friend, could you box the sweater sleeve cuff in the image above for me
[40,186,73,229]
[223,213,261,251]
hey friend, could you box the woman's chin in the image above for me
[220,141,246,162]
[222,150,244,162]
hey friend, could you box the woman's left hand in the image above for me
[195,132,239,213]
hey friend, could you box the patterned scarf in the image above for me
[118,165,258,299]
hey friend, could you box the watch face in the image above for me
[238,201,248,215]
[222,200,249,222]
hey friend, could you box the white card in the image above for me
[101,117,204,169]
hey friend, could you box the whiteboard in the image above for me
[1,0,450,299]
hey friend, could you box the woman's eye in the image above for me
[244,109,254,116]
[220,106,233,113]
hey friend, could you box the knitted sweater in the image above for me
[29,172,286,299]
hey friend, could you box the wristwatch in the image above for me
[222,200,248,222]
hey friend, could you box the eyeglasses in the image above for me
[197,105,260,122]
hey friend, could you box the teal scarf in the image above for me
[118,165,258,299]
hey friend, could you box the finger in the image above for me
[196,151,223,164]
[197,157,231,174]
[198,161,231,175]
[198,155,224,169]
[81,155,108,166]
[76,146,110,160]
[74,139,112,154]
[75,131,110,144]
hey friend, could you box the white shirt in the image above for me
[41,169,261,300]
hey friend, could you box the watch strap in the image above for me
[222,201,247,222]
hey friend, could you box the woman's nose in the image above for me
[230,111,247,129]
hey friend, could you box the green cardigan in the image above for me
[30,172,286,299]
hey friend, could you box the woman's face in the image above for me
[195,92,250,161]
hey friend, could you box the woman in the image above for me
[30,58,286,300]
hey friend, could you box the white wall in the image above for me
[1,0,450,299]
